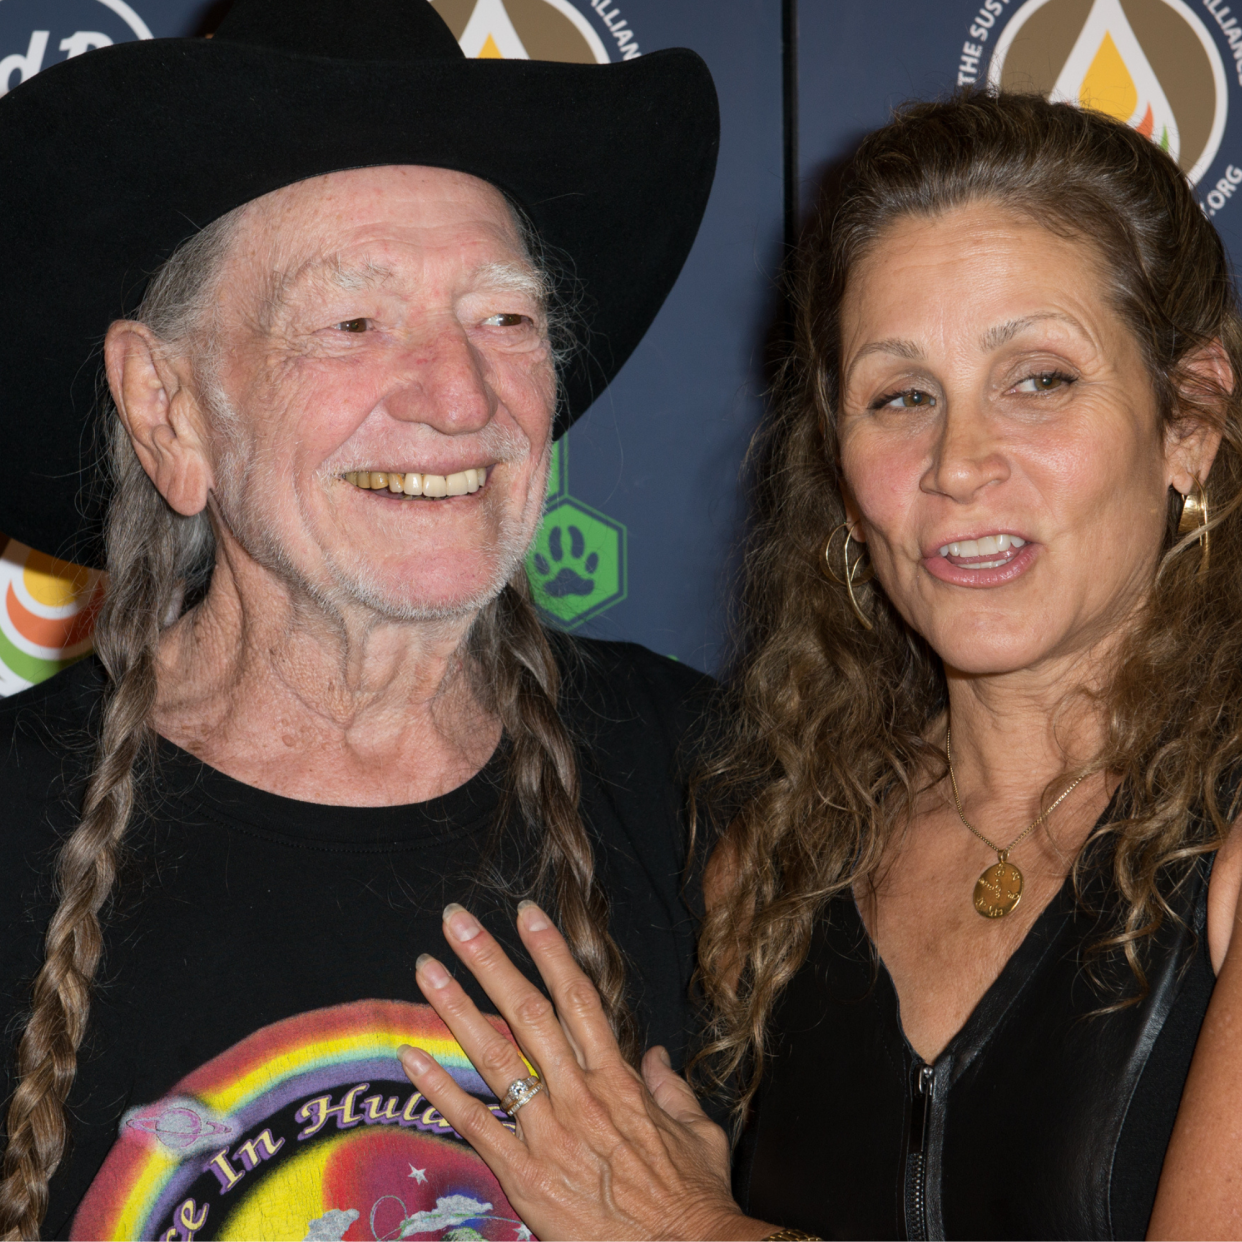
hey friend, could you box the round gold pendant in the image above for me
[974,858,1023,918]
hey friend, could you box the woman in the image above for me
[398,91,1242,1239]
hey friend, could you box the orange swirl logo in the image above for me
[0,538,102,693]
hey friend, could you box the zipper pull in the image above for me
[904,1064,936,1241]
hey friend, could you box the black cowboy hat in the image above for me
[0,0,718,567]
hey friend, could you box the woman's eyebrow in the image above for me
[982,311,1083,350]
[853,337,923,363]
[842,337,923,389]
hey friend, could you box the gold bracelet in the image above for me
[762,1231,822,1241]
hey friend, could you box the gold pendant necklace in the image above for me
[945,726,1087,919]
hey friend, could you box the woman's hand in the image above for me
[397,900,770,1241]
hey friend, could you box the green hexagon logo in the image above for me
[546,438,567,502]
[527,496,627,627]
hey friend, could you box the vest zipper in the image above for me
[903,1063,935,1241]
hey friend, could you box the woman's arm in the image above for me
[398,901,777,1241]
[1146,827,1242,1239]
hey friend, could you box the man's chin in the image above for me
[325,562,521,623]
[359,591,502,623]
[216,491,534,624]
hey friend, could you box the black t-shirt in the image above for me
[0,637,712,1241]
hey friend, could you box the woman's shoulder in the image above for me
[1208,815,1242,972]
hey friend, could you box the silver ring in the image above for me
[500,1074,544,1115]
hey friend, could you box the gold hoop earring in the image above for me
[822,522,875,630]
[1177,478,1210,576]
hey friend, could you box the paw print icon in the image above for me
[527,497,626,627]
[533,524,598,598]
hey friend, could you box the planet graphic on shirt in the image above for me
[122,1098,238,1156]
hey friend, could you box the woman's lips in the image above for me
[922,537,1038,588]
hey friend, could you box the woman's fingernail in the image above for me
[416,954,452,989]
[398,1044,432,1076]
[443,903,481,942]
[517,900,550,932]
[656,1045,672,1068]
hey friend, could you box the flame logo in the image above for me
[989,0,1228,185]
[1052,0,1179,156]
[459,0,530,57]
[435,0,612,64]
[0,538,102,693]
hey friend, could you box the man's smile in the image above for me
[342,467,489,499]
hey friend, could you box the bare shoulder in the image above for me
[1207,819,1242,973]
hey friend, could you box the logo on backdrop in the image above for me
[0,539,101,694]
[954,0,1241,210]
[430,0,640,63]
[0,0,150,97]
[528,442,627,629]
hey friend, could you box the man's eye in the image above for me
[482,313,529,328]
[335,319,369,333]
[873,388,936,410]
[1014,370,1074,393]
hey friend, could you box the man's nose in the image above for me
[380,323,496,433]
[920,400,1010,503]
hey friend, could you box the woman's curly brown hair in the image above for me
[692,90,1242,1123]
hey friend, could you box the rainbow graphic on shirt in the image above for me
[71,1000,531,1241]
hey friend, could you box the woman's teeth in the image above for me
[936,534,1026,569]
[343,468,487,498]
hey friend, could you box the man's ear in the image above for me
[1166,339,1232,494]
[104,321,214,516]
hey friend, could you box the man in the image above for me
[0,2,717,1237]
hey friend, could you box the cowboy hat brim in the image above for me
[0,36,718,566]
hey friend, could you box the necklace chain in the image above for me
[945,725,1088,861]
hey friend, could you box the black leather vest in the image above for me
[736,848,1216,1240]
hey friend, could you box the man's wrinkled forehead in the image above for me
[281,250,540,299]
[218,166,540,327]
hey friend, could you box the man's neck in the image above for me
[153,549,502,807]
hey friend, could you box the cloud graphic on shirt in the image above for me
[397,1194,494,1237]
[304,1207,361,1241]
